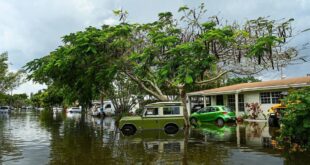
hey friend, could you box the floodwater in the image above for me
[0,111,309,165]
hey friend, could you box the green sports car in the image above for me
[190,106,236,126]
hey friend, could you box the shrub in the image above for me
[280,87,310,147]
[245,102,263,119]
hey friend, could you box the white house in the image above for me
[186,76,310,118]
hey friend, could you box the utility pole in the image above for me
[280,65,286,79]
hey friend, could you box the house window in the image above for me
[163,107,180,115]
[239,94,245,112]
[260,92,283,104]
[260,92,271,104]
[227,95,235,111]
[271,92,281,104]
[227,94,244,111]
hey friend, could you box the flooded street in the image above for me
[0,111,309,165]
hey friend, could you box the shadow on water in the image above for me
[2,112,310,164]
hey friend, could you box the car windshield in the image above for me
[222,106,232,112]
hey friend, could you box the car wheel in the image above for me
[190,118,198,126]
[121,125,136,136]
[268,117,274,127]
[269,117,280,128]
[216,118,224,127]
[164,124,179,134]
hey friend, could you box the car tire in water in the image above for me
[121,125,136,136]
[164,124,179,134]
[268,117,279,128]
[216,118,224,127]
[268,117,274,127]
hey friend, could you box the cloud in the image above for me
[12,81,46,95]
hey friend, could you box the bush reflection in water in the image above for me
[1,112,310,164]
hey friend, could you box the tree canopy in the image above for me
[0,52,24,94]
[25,4,306,122]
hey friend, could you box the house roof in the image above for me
[146,102,182,107]
[187,76,310,96]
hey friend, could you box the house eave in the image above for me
[187,83,310,96]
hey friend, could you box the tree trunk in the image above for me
[100,93,104,110]
[179,86,189,127]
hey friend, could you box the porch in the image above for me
[187,93,245,116]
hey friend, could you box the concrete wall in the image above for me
[206,90,284,119]
[243,90,285,119]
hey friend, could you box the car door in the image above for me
[207,107,221,121]
[199,107,211,122]
[142,107,160,129]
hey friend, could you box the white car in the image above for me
[67,107,82,113]
[0,106,11,113]
[97,101,115,115]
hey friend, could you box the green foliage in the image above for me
[0,52,24,93]
[225,76,261,86]
[280,87,310,147]
[0,93,30,108]
[25,4,299,117]
[245,102,263,119]
[30,85,65,108]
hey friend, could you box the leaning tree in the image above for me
[115,4,307,125]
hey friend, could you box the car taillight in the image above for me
[222,112,227,115]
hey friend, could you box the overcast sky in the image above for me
[0,0,309,94]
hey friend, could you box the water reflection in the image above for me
[193,123,236,142]
[1,112,310,164]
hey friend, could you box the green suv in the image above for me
[190,106,235,126]
[119,102,185,135]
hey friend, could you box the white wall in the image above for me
[243,90,284,119]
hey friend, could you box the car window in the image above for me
[163,106,180,115]
[222,106,232,112]
[105,104,111,108]
[199,107,210,113]
[145,108,158,116]
[210,107,217,112]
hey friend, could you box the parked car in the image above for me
[267,92,289,127]
[0,106,12,113]
[91,101,115,117]
[191,104,204,113]
[190,106,236,126]
[67,107,82,113]
[119,102,185,135]
[267,104,286,127]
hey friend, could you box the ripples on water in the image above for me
[0,111,309,165]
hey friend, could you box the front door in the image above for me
[216,95,224,105]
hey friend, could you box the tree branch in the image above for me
[124,71,168,101]
[195,70,230,84]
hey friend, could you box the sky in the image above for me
[0,0,309,95]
